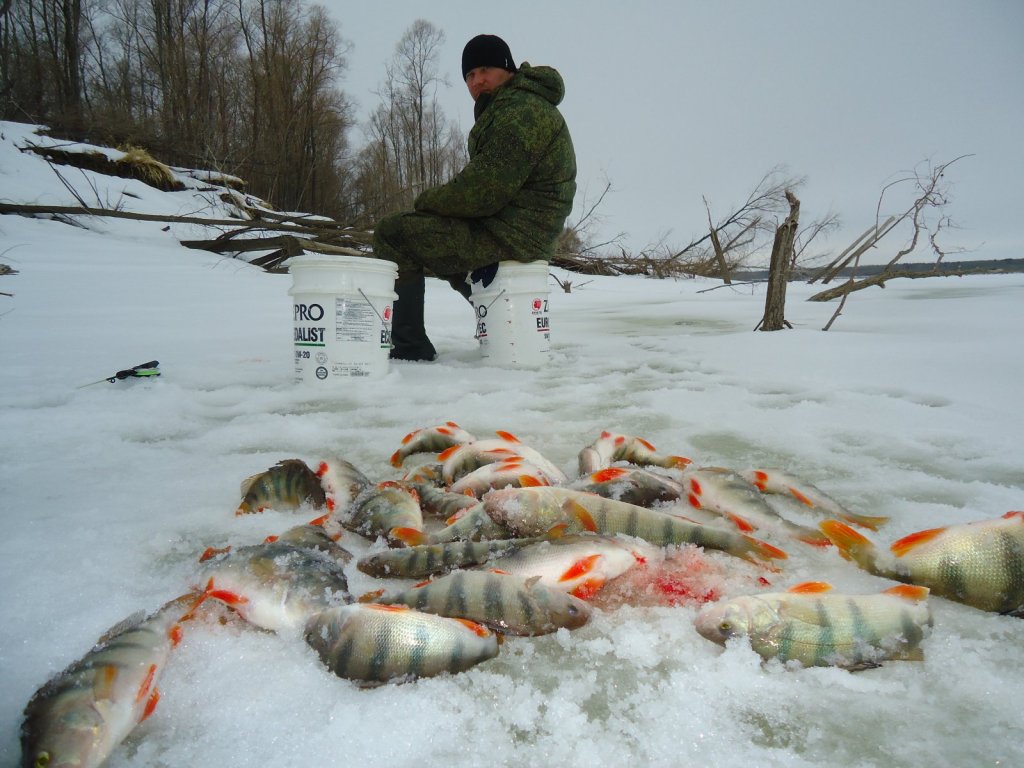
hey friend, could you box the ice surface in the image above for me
[2,121,1022,767]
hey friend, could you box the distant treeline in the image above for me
[735,259,1024,282]
[0,2,466,227]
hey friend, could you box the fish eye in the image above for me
[35,753,51,768]
[718,621,732,633]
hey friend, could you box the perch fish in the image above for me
[305,603,498,685]
[694,581,933,668]
[820,512,1024,614]
[20,594,194,768]
[235,458,325,515]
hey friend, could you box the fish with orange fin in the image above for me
[694,581,933,669]
[483,533,653,599]
[341,481,426,547]
[426,502,512,544]
[569,466,685,508]
[449,456,553,497]
[274,520,353,563]
[372,569,591,636]
[305,603,499,686]
[820,512,1024,614]
[439,431,568,485]
[196,540,351,632]
[682,466,833,548]
[409,482,479,519]
[577,431,692,475]
[482,486,787,564]
[389,422,477,467]
[401,461,445,486]
[235,458,326,515]
[741,468,888,530]
[198,515,349,564]
[20,593,196,768]
[315,457,370,517]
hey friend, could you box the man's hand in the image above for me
[470,262,499,288]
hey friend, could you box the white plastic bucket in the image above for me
[287,254,397,382]
[470,260,551,367]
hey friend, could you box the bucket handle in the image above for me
[358,288,388,324]
[473,288,507,340]
[479,287,507,311]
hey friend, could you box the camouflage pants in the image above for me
[372,211,504,283]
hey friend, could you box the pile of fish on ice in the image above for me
[20,423,1024,767]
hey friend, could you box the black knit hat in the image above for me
[461,34,516,80]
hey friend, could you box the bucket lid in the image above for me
[284,253,398,272]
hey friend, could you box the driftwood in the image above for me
[0,201,373,272]
[809,264,1012,302]
[181,233,368,272]
[808,217,897,285]
[813,155,973,329]
[0,201,366,236]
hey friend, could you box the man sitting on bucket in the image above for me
[373,33,577,361]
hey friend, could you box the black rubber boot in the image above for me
[390,276,437,361]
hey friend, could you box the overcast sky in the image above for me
[329,1,1024,265]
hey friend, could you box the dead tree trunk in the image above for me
[704,196,732,284]
[755,190,800,331]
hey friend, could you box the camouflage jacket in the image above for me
[413,63,577,261]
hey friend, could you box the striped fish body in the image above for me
[315,458,370,518]
[376,570,591,636]
[449,458,552,497]
[486,435,568,486]
[577,431,691,475]
[485,534,648,599]
[483,487,786,564]
[694,582,933,668]
[357,538,540,579]
[198,542,350,632]
[682,467,832,547]
[21,596,190,768]
[410,482,479,519]
[439,433,568,485]
[343,482,424,546]
[305,603,498,685]
[426,503,511,544]
[569,467,685,508]
[390,422,477,467]
[821,513,1024,614]
[438,438,522,483]
[741,468,889,530]
[236,459,326,514]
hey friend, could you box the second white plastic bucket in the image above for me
[287,254,397,382]
[470,260,551,367]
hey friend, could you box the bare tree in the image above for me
[351,19,464,224]
[1,0,88,129]
[809,155,974,330]
[391,19,445,191]
[238,0,353,213]
[669,166,806,276]
[551,167,812,280]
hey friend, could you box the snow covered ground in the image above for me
[2,121,1023,767]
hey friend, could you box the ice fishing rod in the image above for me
[77,360,161,388]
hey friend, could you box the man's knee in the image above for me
[373,211,406,251]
